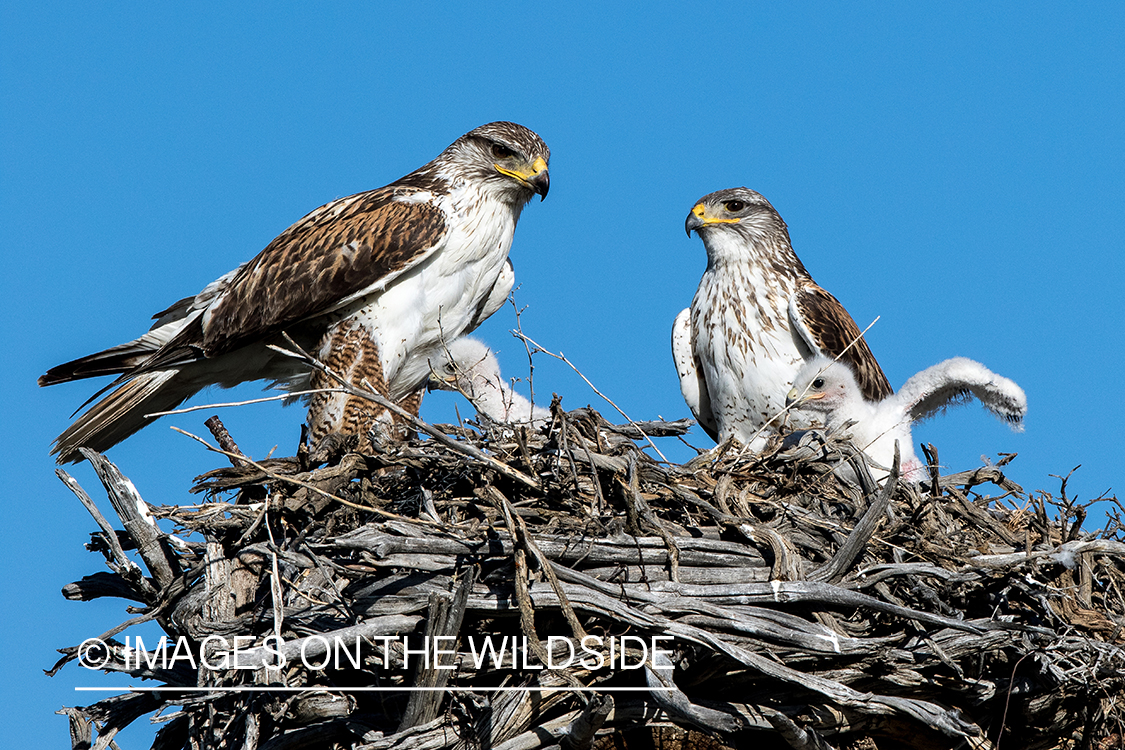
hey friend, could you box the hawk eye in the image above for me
[724,200,746,212]
[812,378,825,388]
[490,143,516,160]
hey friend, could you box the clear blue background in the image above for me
[3,3,1122,746]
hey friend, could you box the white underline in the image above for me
[76,686,672,693]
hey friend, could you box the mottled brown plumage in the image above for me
[307,324,389,457]
[792,286,892,401]
[204,196,450,357]
[673,187,889,450]
[41,121,549,462]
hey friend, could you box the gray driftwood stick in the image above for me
[81,448,182,589]
[809,447,898,583]
[560,694,612,750]
[398,566,476,731]
[56,467,157,602]
[326,528,767,568]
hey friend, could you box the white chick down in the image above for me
[787,355,1026,481]
[428,337,551,426]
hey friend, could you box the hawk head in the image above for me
[684,186,808,279]
[440,121,550,204]
[786,356,860,424]
[679,184,796,255]
[685,187,787,242]
[427,337,499,400]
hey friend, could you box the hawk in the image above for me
[787,355,1027,481]
[40,121,550,462]
[427,336,550,426]
[673,187,891,450]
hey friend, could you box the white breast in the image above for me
[352,190,518,400]
[691,263,804,448]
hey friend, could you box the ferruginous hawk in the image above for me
[427,337,550,426]
[673,188,891,450]
[40,122,549,462]
[787,355,1027,481]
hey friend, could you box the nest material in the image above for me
[53,406,1125,750]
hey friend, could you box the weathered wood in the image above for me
[62,571,149,603]
[50,406,1125,750]
[561,694,612,750]
[204,415,250,467]
[810,445,899,583]
[81,448,182,590]
[398,566,476,731]
[325,528,768,569]
[58,466,159,604]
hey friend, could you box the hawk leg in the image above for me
[393,390,423,440]
[306,324,394,461]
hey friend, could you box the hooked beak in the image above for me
[685,202,739,236]
[426,372,457,393]
[528,157,549,200]
[497,156,550,200]
[685,209,703,236]
[786,387,826,408]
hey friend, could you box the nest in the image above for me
[52,405,1125,750]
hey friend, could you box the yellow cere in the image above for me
[693,203,740,225]
[495,165,535,183]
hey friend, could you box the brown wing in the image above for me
[792,285,893,400]
[201,186,449,356]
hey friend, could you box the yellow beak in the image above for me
[496,156,550,200]
[786,387,826,407]
[685,202,740,235]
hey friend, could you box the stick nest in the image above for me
[54,407,1125,750]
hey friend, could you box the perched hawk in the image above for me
[40,121,550,462]
[673,188,891,450]
[787,355,1027,481]
[427,336,550,426]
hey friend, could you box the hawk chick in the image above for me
[428,337,550,426]
[787,355,1027,481]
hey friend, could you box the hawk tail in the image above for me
[39,314,204,387]
[38,343,156,386]
[52,370,196,463]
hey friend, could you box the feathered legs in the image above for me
[306,324,421,461]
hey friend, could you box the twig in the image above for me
[168,426,438,524]
[995,652,1034,750]
[267,334,541,491]
[204,415,249,468]
[145,390,323,418]
[510,330,669,463]
[263,510,287,669]
[509,293,541,416]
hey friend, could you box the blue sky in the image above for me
[2,3,1122,745]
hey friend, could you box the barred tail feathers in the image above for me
[52,370,196,463]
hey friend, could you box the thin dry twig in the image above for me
[266,334,542,490]
[511,330,669,463]
[168,426,436,523]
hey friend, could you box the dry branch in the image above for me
[50,405,1125,750]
